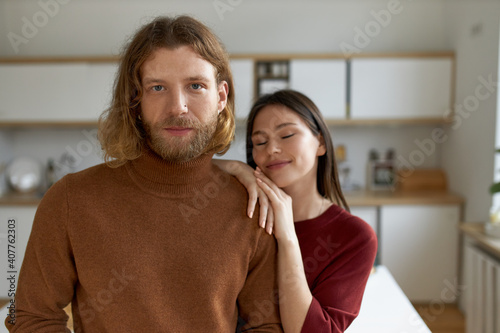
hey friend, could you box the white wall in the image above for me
[0,0,449,57]
[442,1,500,222]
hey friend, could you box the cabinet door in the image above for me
[230,59,254,120]
[380,204,459,302]
[0,206,36,298]
[0,64,90,122]
[289,59,346,119]
[86,63,119,120]
[350,206,377,235]
[351,58,452,119]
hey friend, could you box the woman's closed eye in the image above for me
[282,133,294,139]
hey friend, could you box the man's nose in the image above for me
[166,88,188,116]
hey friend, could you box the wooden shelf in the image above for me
[236,117,453,127]
[229,51,455,60]
[0,56,120,63]
[0,121,98,128]
[345,189,464,207]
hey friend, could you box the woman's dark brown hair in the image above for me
[246,89,349,211]
[98,15,235,167]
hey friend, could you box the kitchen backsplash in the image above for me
[0,124,441,193]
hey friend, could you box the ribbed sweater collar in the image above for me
[125,146,215,197]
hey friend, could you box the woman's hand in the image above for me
[254,167,296,240]
[212,159,273,231]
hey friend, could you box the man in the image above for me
[7,16,282,332]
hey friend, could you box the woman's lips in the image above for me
[164,127,193,136]
[266,160,291,170]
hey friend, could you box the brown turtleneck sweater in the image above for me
[7,148,282,332]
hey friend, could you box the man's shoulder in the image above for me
[53,161,126,193]
[209,162,249,195]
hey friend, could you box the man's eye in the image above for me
[191,83,202,90]
[152,85,163,91]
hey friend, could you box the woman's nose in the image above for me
[266,140,281,154]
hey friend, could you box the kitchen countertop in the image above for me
[460,222,500,259]
[346,265,430,333]
[344,189,464,206]
[0,189,465,207]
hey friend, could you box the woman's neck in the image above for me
[284,179,330,222]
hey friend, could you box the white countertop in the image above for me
[346,265,431,333]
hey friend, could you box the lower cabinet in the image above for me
[350,206,378,235]
[462,240,500,333]
[0,206,36,298]
[380,205,461,303]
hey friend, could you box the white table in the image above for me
[346,265,431,333]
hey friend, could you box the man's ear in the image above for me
[317,134,327,157]
[217,81,229,113]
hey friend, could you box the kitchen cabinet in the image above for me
[289,59,346,119]
[86,63,119,119]
[380,204,460,302]
[463,243,500,333]
[0,206,36,298]
[0,64,90,122]
[230,59,254,119]
[0,62,118,124]
[459,223,500,333]
[350,206,377,234]
[350,57,453,120]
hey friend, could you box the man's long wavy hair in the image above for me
[98,15,235,167]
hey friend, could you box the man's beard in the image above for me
[143,113,218,163]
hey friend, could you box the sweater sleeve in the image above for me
[6,177,76,333]
[300,221,378,333]
[237,230,283,332]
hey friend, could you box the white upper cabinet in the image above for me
[289,59,346,119]
[86,63,119,120]
[0,64,90,122]
[0,63,119,123]
[230,59,254,120]
[350,57,453,119]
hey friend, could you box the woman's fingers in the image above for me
[258,192,269,229]
[256,177,281,203]
[266,206,274,235]
[247,188,258,218]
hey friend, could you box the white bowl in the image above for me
[6,156,43,193]
[485,222,500,238]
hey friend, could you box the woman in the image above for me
[216,90,377,332]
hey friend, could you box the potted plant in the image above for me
[488,149,500,237]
